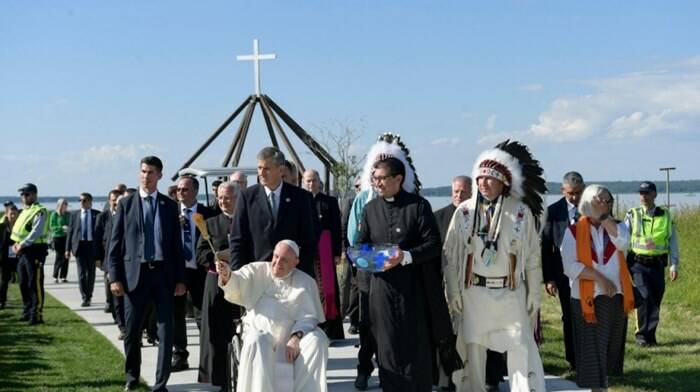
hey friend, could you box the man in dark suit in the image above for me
[66,192,101,307]
[108,156,186,392]
[171,175,217,371]
[95,189,122,316]
[541,171,585,372]
[229,146,316,277]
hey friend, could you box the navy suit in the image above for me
[66,208,100,302]
[107,191,185,391]
[542,196,576,370]
[229,183,316,277]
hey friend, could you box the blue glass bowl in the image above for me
[346,244,399,272]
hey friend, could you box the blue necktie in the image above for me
[183,208,192,262]
[143,196,155,261]
[81,211,88,241]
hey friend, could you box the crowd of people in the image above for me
[0,135,681,392]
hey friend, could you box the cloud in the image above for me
[58,144,165,173]
[431,137,462,147]
[524,59,700,142]
[517,83,543,91]
[486,114,497,130]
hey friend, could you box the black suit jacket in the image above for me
[66,208,100,256]
[542,197,573,283]
[229,183,316,277]
[312,192,342,257]
[340,196,354,249]
[180,202,217,266]
[434,203,457,243]
[94,209,113,263]
[107,192,185,292]
[196,213,232,270]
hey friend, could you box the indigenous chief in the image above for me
[302,168,345,340]
[625,181,679,347]
[542,171,585,371]
[444,141,546,392]
[216,240,329,392]
[197,180,240,390]
[561,184,635,391]
[357,156,443,391]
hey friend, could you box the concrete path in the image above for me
[42,251,587,391]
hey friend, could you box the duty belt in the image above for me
[634,254,667,266]
[471,273,509,289]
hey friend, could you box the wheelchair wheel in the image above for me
[229,322,243,391]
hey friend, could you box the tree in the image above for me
[315,119,365,198]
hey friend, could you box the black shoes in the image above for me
[28,318,44,326]
[354,373,369,390]
[171,357,189,372]
[123,381,139,391]
[347,325,359,335]
[81,300,91,307]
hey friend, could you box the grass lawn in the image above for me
[539,206,700,391]
[0,283,147,392]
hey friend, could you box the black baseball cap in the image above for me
[3,201,15,208]
[18,183,38,194]
[638,181,657,193]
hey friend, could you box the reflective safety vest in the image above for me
[629,206,671,256]
[11,203,49,245]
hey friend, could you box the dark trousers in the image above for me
[0,257,18,305]
[17,248,46,321]
[173,267,205,359]
[485,350,507,386]
[52,236,68,279]
[556,275,576,369]
[357,322,377,376]
[346,266,359,326]
[104,270,114,311]
[123,263,175,392]
[76,241,97,301]
[631,262,666,343]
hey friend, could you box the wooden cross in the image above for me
[237,39,276,96]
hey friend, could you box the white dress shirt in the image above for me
[80,208,93,241]
[561,221,630,299]
[139,188,163,262]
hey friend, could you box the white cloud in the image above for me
[517,83,543,91]
[431,137,462,147]
[58,144,166,173]
[486,114,497,130]
[524,59,700,142]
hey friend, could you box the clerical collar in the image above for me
[222,211,233,218]
[383,197,395,202]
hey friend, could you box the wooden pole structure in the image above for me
[659,167,676,208]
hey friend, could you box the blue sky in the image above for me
[2,1,699,196]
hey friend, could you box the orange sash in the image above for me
[575,216,635,323]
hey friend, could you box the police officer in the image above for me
[625,181,680,347]
[11,183,50,325]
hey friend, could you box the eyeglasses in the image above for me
[371,175,395,183]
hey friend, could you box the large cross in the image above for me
[237,39,276,96]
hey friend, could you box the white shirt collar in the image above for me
[264,182,283,199]
[139,187,158,199]
[180,202,198,213]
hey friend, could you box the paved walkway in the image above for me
[42,251,587,391]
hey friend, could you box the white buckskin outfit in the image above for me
[443,141,546,392]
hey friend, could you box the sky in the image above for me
[1,1,699,196]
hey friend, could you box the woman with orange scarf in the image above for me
[561,184,635,392]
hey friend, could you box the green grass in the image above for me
[0,284,147,392]
[540,206,700,391]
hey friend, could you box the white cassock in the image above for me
[443,196,545,392]
[219,262,329,392]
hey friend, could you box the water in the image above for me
[425,193,699,212]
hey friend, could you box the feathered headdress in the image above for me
[359,132,421,194]
[472,139,547,220]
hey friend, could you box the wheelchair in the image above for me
[228,318,244,391]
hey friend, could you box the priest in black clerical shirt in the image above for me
[357,157,442,392]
